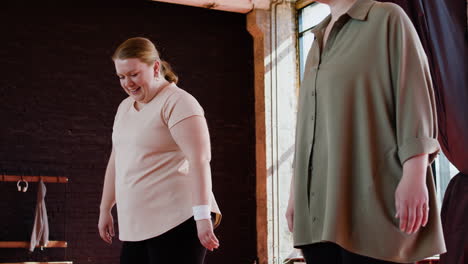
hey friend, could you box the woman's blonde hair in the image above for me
[112,37,178,84]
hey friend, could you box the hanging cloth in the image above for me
[29,179,49,252]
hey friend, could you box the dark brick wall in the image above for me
[0,1,256,263]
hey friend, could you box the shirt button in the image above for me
[311,116,315,120]
[311,91,316,96]
[313,217,317,222]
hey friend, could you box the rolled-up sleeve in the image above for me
[389,5,440,164]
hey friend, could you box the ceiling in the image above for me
[153,0,273,13]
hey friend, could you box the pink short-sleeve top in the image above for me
[112,83,221,241]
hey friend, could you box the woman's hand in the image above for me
[98,210,115,244]
[196,219,219,251]
[395,154,430,234]
[286,199,294,232]
[286,172,295,233]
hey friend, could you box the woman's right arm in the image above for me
[98,147,116,244]
[286,172,295,232]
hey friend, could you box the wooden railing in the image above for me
[0,174,71,264]
[0,241,68,249]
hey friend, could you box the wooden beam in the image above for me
[0,241,68,248]
[0,175,68,183]
[296,0,315,10]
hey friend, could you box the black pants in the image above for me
[120,217,206,264]
[299,242,413,264]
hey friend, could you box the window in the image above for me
[298,2,330,80]
[434,152,459,206]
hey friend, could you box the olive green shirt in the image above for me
[292,0,446,262]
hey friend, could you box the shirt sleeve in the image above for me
[388,4,440,164]
[113,99,127,131]
[163,90,205,129]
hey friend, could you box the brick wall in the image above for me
[0,1,256,263]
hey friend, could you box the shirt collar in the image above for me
[311,0,375,34]
[311,15,331,34]
[347,0,375,21]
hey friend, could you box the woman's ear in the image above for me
[153,61,161,78]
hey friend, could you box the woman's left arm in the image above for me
[170,115,219,251]
[388,6,440,235]
[395,153,429,235]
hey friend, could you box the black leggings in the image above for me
[120,217,206,264]
[299,242,413,264]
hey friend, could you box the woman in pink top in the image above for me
[98,37,221,264]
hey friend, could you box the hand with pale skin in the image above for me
[170,116,220,251]
[196,219,220,251]
[395,154,430,234]
[98,148,117,244]
[286,172,295,232]
[286,200,294,232]
[98,210,115,244]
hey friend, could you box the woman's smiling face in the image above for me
[114,58,158,103]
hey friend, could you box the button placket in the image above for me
[310,68,318,122]
[322,15,349,58]
[306,27,321,210]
